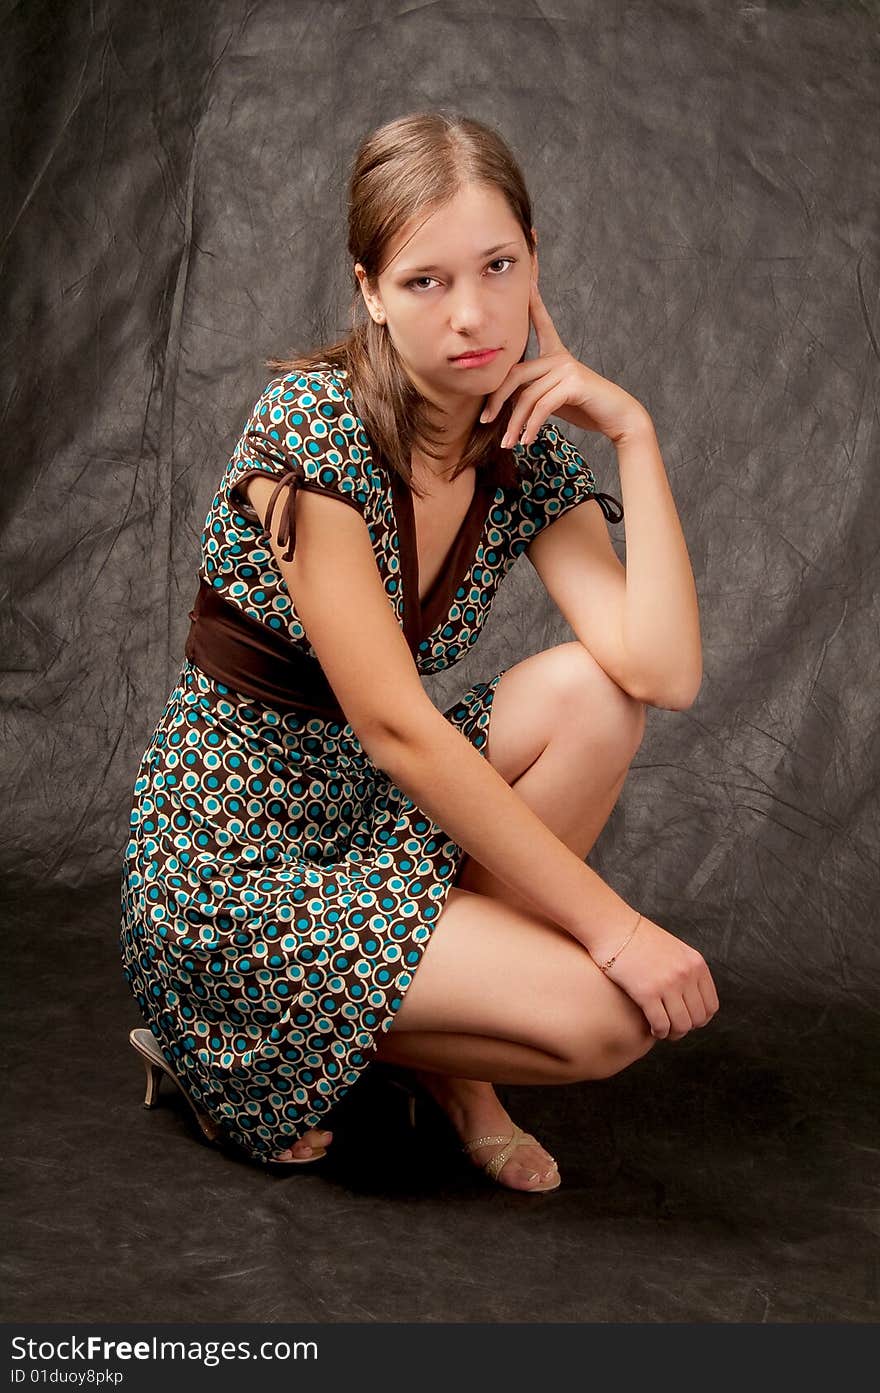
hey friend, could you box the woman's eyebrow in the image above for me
[397,240,520,276]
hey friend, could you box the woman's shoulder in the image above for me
[245,363,382,491]
[513,421,624,525]
[252,361,358,431]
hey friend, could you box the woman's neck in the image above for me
[411,444,465,484]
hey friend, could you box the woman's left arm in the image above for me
[611,411,703,708]
[482,272,703,710]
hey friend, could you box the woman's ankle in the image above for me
[412,1070,500,1118]
[411,1067,489,1095]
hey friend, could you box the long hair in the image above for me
[265,111,534,500]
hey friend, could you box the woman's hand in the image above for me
[480,272,650,447]
[589,914,720,1041]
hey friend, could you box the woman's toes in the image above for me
[496,1150,545,1189]
[515,1165,542,1188]
[503,1162,544,1189]
[513,1146,558,1187]
[303,1128,331,1146]
[276,1128,332,1160]
[299,1128,332,1152]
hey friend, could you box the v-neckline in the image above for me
[389,465,496,658]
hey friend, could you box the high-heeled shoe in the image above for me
[383,1065,561,1193]
[128,1027,328,1166]
[461,1126,562,1192]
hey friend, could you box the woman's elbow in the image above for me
[654,670,703,711]
[352,698,442,772]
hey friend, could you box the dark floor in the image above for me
[3,879,877,1324]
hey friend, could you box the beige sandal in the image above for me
[128,1027,327,1165]
[462,1125,562,1192]
[384,1070,561,1193]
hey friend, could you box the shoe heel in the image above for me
[140,1056,164,1109]
[386,1076,418,1130]
[129,1028,221,1144]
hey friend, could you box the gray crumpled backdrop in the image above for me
[2,0,878,1002]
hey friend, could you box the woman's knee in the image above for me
[552,972,658,1082]
[388,888,659,1084]
[544,642,646,767]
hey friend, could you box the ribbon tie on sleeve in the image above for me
[245,428,306,563]
[591,490,624,524]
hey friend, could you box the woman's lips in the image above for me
[449,348,501,367]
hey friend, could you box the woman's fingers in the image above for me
[647,1000,672,1039]
[604,916,720,1043]
[658,971,720,1042]
[699,966,721,1018]
[661,991,695,1041]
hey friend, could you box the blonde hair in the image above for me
[266,110,535,499]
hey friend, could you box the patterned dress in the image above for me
[119,364,623,1164]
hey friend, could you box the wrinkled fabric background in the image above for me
[3,0,878,1327]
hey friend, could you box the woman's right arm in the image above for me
[246,476,718,1039]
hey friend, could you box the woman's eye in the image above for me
[405,257,516,292]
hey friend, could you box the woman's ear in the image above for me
[354,263,385,324]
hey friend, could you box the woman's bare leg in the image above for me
[372,643,650,1187]
[454,641,646,916]
[374,883,655,1186]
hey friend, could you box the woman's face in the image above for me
[356,182,536,413]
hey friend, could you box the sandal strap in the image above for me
[462,1132,513,1153]
[462,1125,525,1182]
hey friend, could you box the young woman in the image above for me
[121,111,718,1193]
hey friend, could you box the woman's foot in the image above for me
[274,1127,333,1161]
[409,1070,559,1192]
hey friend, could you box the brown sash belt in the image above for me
[184,577,346,721]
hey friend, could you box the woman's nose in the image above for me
[448,304,488,333]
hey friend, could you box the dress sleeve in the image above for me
[516,421,624,540]
[227,367,376,562]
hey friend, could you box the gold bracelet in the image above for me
[596,912,642,973]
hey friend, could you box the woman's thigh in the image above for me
[386,886,652,1073]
